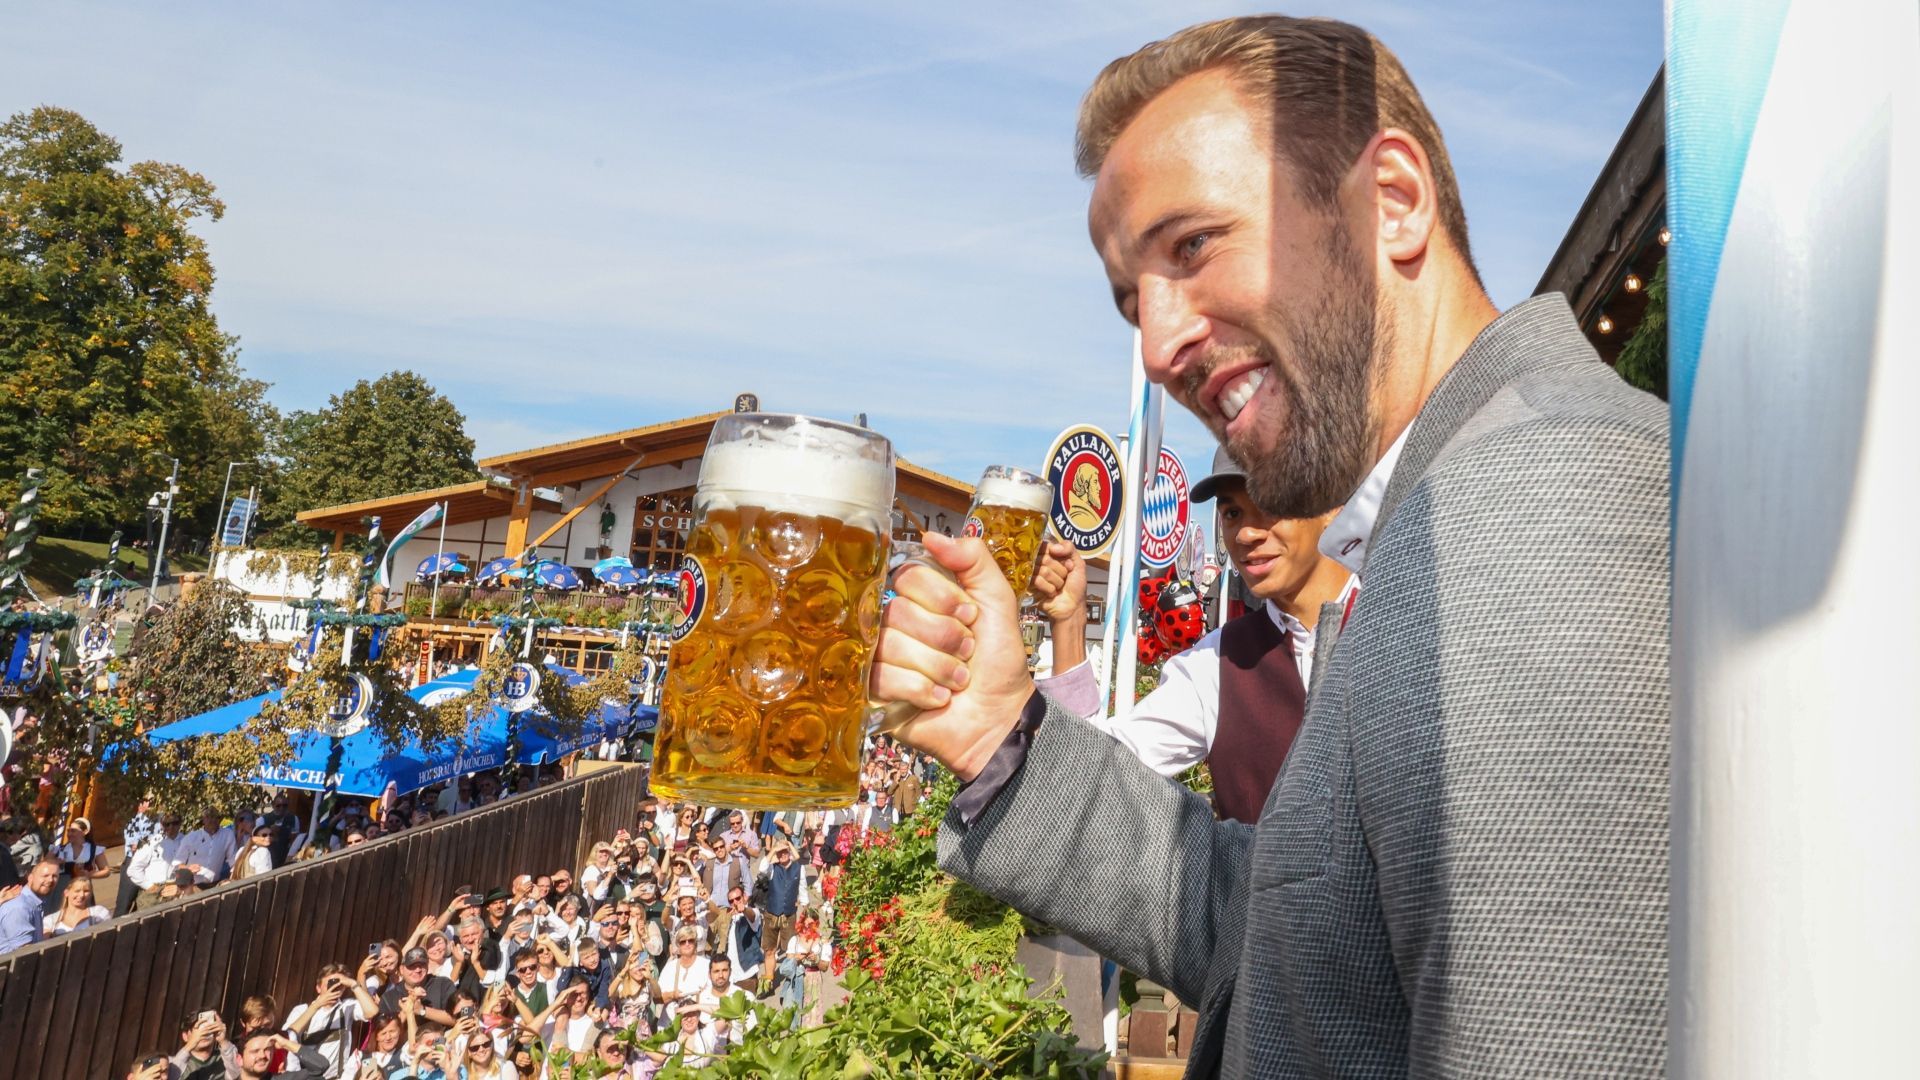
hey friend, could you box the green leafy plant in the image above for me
[1616,257,1667,399]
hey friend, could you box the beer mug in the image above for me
[963,465,1052,599]
[653,414,894,809]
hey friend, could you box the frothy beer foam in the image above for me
[974,473,1051,513]
[700,418,893,518]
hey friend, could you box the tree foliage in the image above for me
[1615,258,1668,400]
[124,579,275,726]
[261,370,478,544]
[0,106,273,534]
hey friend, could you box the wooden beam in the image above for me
[519,440,708,489]
[512,453,648,559]
[502,483,535,560]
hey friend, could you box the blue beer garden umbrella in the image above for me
[474,556,519,584]
[596,565,643,587]
[415,552,471,578]
[594,556,635,574]
[533,561,583,590]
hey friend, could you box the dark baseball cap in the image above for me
[401,947,430,966]
[1189,446,1247,503]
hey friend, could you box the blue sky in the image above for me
[5,1,1660,488]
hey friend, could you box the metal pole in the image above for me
[149,458,178,592]
[429,506,448,618]
[217,463,237,546]
[240,484,257,547]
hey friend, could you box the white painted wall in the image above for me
[209,548,352,643]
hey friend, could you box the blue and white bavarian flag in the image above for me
[1669,0,1919,1073]
[377,502,446,590]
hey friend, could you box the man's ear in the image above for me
[1367,128,1439,270]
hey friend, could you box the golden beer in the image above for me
[964,465,1053,599]
[653,414,893,809]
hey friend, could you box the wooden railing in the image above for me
[0,765,650,1080]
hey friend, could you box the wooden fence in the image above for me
[0,765,650,1079]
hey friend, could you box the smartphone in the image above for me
[367,942,382,958]
[466,893,485,907]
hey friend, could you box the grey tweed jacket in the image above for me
[940,294,1669,1078]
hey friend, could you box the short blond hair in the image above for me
[1076,15,1476,271]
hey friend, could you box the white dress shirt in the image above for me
[1317,425,1411,577]
[124,833,184,891]
[1036,598,1339,778]
[176,826,236,884]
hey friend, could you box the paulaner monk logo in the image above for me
[669,555,708,643]
[1045,425,1124,558]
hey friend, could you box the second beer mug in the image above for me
[964,465,1052,599]
[653,413,893,810]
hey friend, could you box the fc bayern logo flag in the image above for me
[1139,447,1189,569]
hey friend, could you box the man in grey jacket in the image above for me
[870,15,1668,1078]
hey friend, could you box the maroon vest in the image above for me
[1207,609,1308,823]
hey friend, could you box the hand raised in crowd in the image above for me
[189,1013,226,1047]
[134,1058,172,1080]
[870,533,1034,781]
[315,977,346,1009]
[1029,540,1086,623]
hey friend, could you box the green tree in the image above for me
[260,371,478,544]
[0,106,273,535]
[125,578,274,725]
[1615,258,1667,400]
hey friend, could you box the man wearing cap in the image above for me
[1031,446,1354,822]
[756,841,805,995]
[380,946,457,1027]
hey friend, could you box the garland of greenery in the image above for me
[428,638,599,734]
[256,634,458,753]
[242,548,356,580]
[0,610,77,634]
[312,611,410,630]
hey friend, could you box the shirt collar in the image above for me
[1318,425,1412,577]
[1262,600,1311,640]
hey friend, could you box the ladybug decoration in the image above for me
[1134,569,1207,665]
[1154,577,1208,652]
[1136,627,1170,667]
[1137,571,1169,613]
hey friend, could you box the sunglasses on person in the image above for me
[515,964,536,975]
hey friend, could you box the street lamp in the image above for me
[149,457,179,591]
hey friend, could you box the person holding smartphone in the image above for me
[170,1008,238,1080]
[284,960,381,1077]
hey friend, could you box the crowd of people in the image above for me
[1,731,936,1079]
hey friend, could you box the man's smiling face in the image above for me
[1090,67,1384,518]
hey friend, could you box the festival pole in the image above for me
[429,504,449,618]
[0,469,43,603]
[319,519,386,832]
[1102,333,1162,719]
[500,543,542,790]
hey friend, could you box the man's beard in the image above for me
[1183,221,1388,518]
